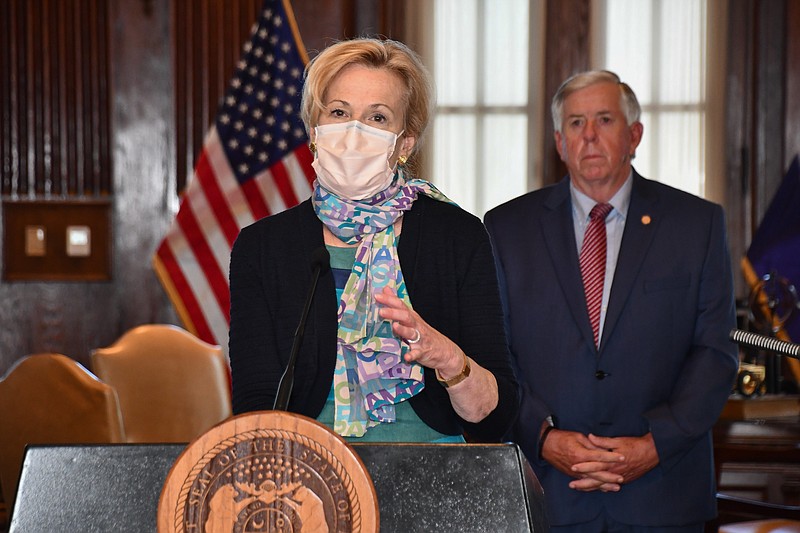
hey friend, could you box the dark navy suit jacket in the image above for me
[484,172,738,526]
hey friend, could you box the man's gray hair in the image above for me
[551,70,641,133]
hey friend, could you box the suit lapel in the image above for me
[601,173,660,352]
[541,179,597,349]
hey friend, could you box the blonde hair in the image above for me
[551,70,641,133]
[301,38,434,176]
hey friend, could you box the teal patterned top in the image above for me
[316,245,464,443]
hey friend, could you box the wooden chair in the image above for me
[90,324,232,443]
[0,353,126,512]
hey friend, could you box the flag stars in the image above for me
[270,97,279,108]
[283,104,293,114]
[252,109,263,119]
[248,66,258,76]
[270,35,279,45]
[274,79,284,90]
[226,96,236,106]
[238,163,249,174]
[234,120,244,131]
[257,91,267,102]
[287,86,297,96]
[254,47,264,58]
[261,73,271,83]
[290,68,301,79]
[232,78,242,89]
[293,128,304,138]
[238,103,249,113]
[277,60,287,71]
[228,139,239,149]
[281,42,291,53]
[258,28,268,39]
[244,84,254,95]
[273,15,282,27]
[262,133,272,143]
[258,152,268,162]
[281,121,290,132]
[266,55,275,65]
[244,145,254,155]
[278,140,287,150]
[219,114,230,125]
[266,116,276,126]
[247,127,257,138]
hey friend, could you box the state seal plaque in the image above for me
[158,411,379,532]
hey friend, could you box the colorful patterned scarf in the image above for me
[313,169,453,437]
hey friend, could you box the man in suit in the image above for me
[484,70,738,532]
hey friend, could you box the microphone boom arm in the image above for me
[273,248,330,411]
[729,329,800,360]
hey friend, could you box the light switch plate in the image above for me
[66,225,91,257]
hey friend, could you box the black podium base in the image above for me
[11,443,547,532]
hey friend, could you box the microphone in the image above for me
[273,247,331,411]
[729,329,800,360]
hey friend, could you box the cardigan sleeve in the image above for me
[402,197,520,441]
[228,222,284,414]
[457,222,521,441]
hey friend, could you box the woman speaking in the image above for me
[228,37,518,443]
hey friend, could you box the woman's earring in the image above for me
[398,155,408,166]
[309,141,316,153]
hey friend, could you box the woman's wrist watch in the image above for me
[435,352,471,388]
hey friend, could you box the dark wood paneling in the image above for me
[786,1,800,165]
[293,0,355,55]
[0,0,11,195]
[0,0,111,198]
[724,0,799,298]
[542,0,591,185]
[2,199,112,281]
[754,0,787,224]
[173,0,262,194]
[725,0,756,297]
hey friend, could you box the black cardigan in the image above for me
[228,195,519,441]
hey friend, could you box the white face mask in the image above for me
[312,120,403,200]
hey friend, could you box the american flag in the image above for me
[153,0,314,350]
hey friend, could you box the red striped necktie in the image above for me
[580,203,613,347]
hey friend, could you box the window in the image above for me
[592,0,709,197]
[422,0,543,217]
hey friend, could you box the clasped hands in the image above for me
[542,429,659,492]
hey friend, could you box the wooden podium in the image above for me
[158,411,380,532]
[9,413,548,532]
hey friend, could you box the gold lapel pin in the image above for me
[641,215,651,225]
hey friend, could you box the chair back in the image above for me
[90,324,231,443]
[0,353,125,511]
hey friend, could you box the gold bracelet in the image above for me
[435,353,471,388]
